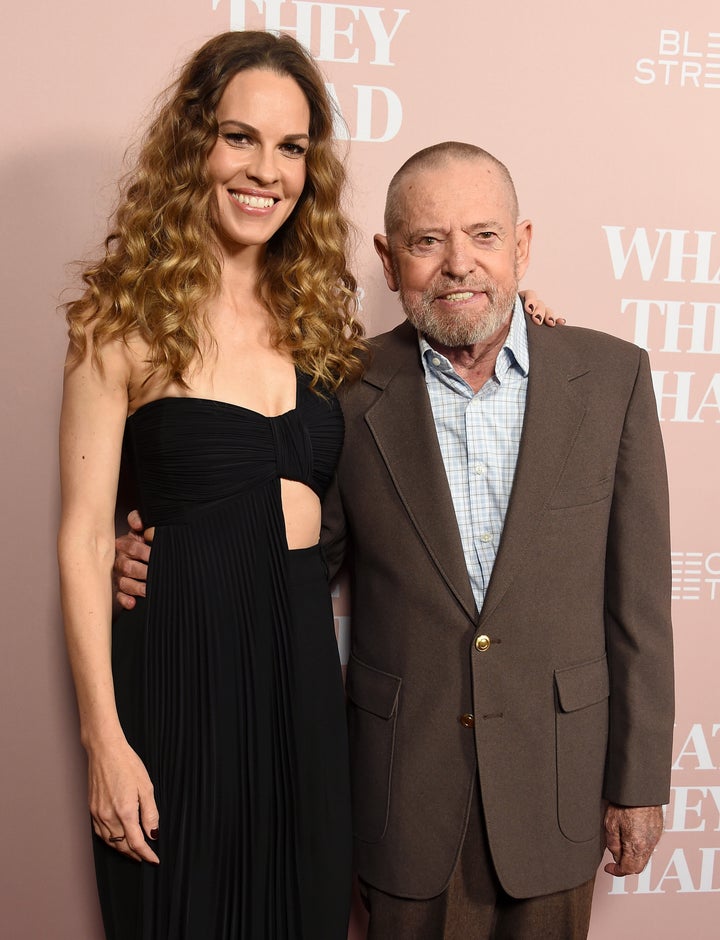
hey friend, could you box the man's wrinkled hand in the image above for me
[114,510,151,610]
[603,803,664,877]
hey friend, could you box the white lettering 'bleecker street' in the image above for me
[603,227,720,284]
[215,0,409,65]
[634,30,720,88]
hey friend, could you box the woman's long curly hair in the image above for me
[65,30,365,390]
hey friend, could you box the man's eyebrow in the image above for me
[466,220,505,231]
[402,220,508,239]
[217,119,310,142]
[404,226,449,240]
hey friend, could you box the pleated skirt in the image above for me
[94,537,352,940]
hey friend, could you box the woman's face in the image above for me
[207,68,311,259]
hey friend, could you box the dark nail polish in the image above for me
[150,828,159,840]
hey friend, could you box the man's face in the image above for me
[374,157,531,348]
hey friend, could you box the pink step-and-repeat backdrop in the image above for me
[1,1,717,936]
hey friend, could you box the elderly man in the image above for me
[116,142,673,938]
[320,142,673,938]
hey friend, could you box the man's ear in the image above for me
[373,234,399,292]
[515,219,532,280]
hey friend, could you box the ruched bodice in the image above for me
[125,370,343,525]
[94,371,352,940]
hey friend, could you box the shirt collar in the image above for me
[502,296,530,378]
[419,295,530,383]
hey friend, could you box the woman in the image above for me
[59,31,363,939]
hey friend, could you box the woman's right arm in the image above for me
[58,338,159,864]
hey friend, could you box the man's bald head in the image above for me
[384,142,519,237]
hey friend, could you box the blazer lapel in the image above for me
[363,323,478,623]
[478,325,589,624]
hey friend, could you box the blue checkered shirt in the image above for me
[419,297,529,612]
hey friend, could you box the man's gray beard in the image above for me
[400,281,517,348]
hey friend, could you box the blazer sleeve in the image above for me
[603,347,674,807]
[321,473,348,583]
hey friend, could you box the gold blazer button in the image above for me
[474,634,491,652]
[458,713,475,728]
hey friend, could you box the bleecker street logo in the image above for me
[635,28,720,88]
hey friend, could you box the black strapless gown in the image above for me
[94,372,352,939]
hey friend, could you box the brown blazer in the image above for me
[321,318,674,900]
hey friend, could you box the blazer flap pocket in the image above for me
[346,655,402,720]
[555,655,609,712]
[549,475,613,509]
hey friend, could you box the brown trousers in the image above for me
[362,783,595,940]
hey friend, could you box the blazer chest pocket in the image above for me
[548,474,613,510]
[554,655,609,843]
[346,655,402,844]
